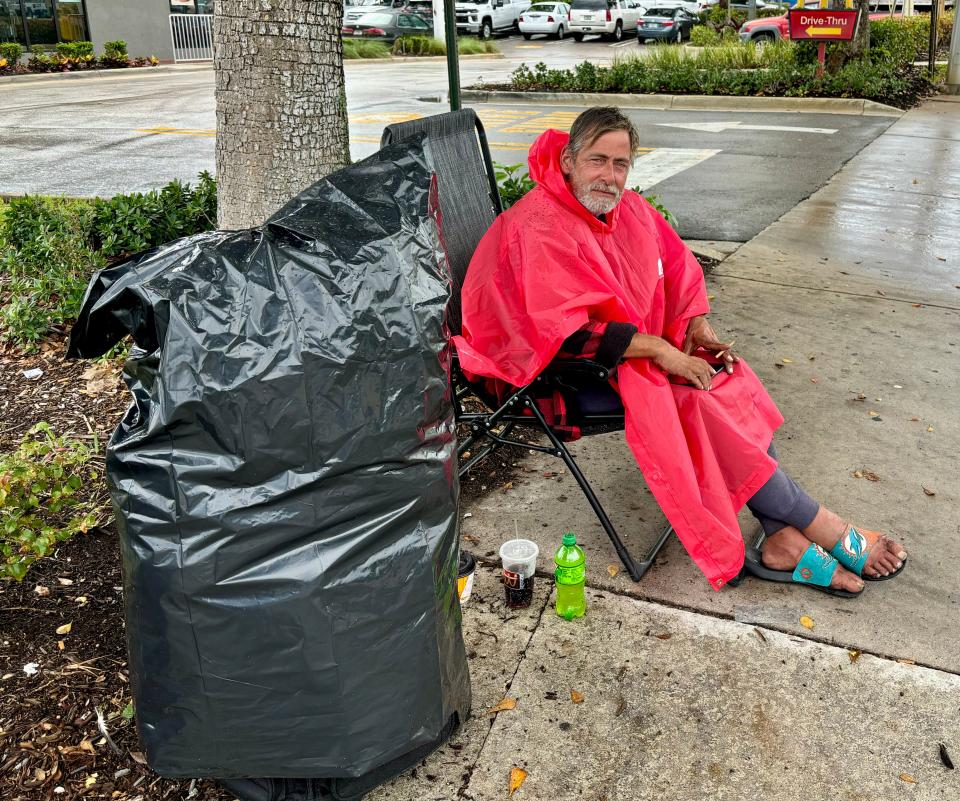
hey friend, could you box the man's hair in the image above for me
[566,107,641,159]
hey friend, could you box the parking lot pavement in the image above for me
[0,51,896,240]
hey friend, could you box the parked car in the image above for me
[344,0,403,26]
[342,9,434,42]
[519,2,572,37]
[637,6,698,42]
[637,0,703,13]
[455,0,531,39]
[739,8,888,44]
[569,0,644,41]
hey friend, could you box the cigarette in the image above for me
[714,341,735,359]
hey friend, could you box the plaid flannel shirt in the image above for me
[479,320,637,441]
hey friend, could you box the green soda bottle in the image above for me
[554,533,586,620]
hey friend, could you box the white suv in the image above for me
[455,0,532,39]
[569,0,643,41]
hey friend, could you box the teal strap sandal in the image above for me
[740,543,863,598]
[830,524,906,582]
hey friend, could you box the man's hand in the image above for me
[652,343,716,391]
[682,316,739,374]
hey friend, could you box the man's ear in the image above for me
[560,147,574,177]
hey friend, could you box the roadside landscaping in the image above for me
[480,14,954,109]
[343,35,499,59]
[0,40,158,76]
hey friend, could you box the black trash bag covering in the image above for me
[67,137,471,784]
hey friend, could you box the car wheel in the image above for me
[611,21,623,41]
[753,31,775,50]
[573,32,584,41]
[556,24,565,40]
[479,19,493,39]
[523,32,532,39]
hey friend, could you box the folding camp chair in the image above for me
[381,109,675,582]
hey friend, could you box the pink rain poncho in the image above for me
[451,129,784,589]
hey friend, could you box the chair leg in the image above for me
[523,400,644,582]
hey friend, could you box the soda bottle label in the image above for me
[555,564,584,584]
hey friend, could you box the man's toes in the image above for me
[833,567,864,594]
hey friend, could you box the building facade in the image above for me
[1,0,215,62]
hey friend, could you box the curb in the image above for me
[460,89,904,116]
[0,63,210,85]
[345,53,504,64]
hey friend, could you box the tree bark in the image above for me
[826,0,871,73]
[214,0,350,229]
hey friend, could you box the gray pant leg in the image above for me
[746,443,820,536]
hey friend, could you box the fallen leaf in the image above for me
[57,640,65,651]
[75,596,88,606]
[936,255,947,261]
[462,534,480,544]
[862,470,881,482]
[912,303,923,308]
[922,486,936,497]
[607,564,619,578]
[876,289,886,296]
[655,632,672,640]
[897,658,916,665]
[570,690,584,704]
[753,627,767,643]
[34,584,50,597]
[84,774,98,789]
[927,426,934,432]
[852,470,863,479]
[848,649,861,663]
[509,767,528,796]
[707,294,716,300]
[856,393,866,401]
[130,751,148,766]
[485,697,517,715]
[799,616,815,630]
[781,357,793,364]
[615,697,627,717]
[910,416,920,422]
[502,482,513,490]
[899,773,917,784]
[542,471,558,478]
[939,743,954,770]
[56,577,73,586]
[55,623,72,635]
[868,410,880,417]
[79,739,96,754]
[810,378,818,384]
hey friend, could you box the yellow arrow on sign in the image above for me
[806,26,843,35]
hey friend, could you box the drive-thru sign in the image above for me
[788,9,860,41]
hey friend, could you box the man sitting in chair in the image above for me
[451,106,906,596]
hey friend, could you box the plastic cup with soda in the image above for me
[498,539,538,609]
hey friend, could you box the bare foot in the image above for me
[802,507,906,579]
[762,526,864,594]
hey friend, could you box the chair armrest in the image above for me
[540,359,611,382]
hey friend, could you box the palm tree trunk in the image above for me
[214,0,350,229]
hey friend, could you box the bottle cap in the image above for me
[562,533,577,546]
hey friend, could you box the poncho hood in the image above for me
[527,128,623,232]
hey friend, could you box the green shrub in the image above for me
[690,26,721,47]
[101,39,129,66]
[90,171,217,257]
[0,173,216,348]
[55,40,95,63]
[0,423,106,581]
[0,42,23,64]
[342,39,391,59]
[458,37,498,55]
[494,163,536,208]
[393,35,446,55]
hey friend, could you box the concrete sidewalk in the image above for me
[371,97,960,801]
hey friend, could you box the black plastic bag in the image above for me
[68,137,470,785]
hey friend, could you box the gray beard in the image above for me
[573,182,622,216]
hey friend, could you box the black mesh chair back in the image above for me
[380,109,502,336]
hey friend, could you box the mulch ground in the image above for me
[0,336,523,801]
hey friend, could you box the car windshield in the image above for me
[572,0,612,9]
[643,7,676,13]
[357,12,395,23]
[527,3,557,9]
